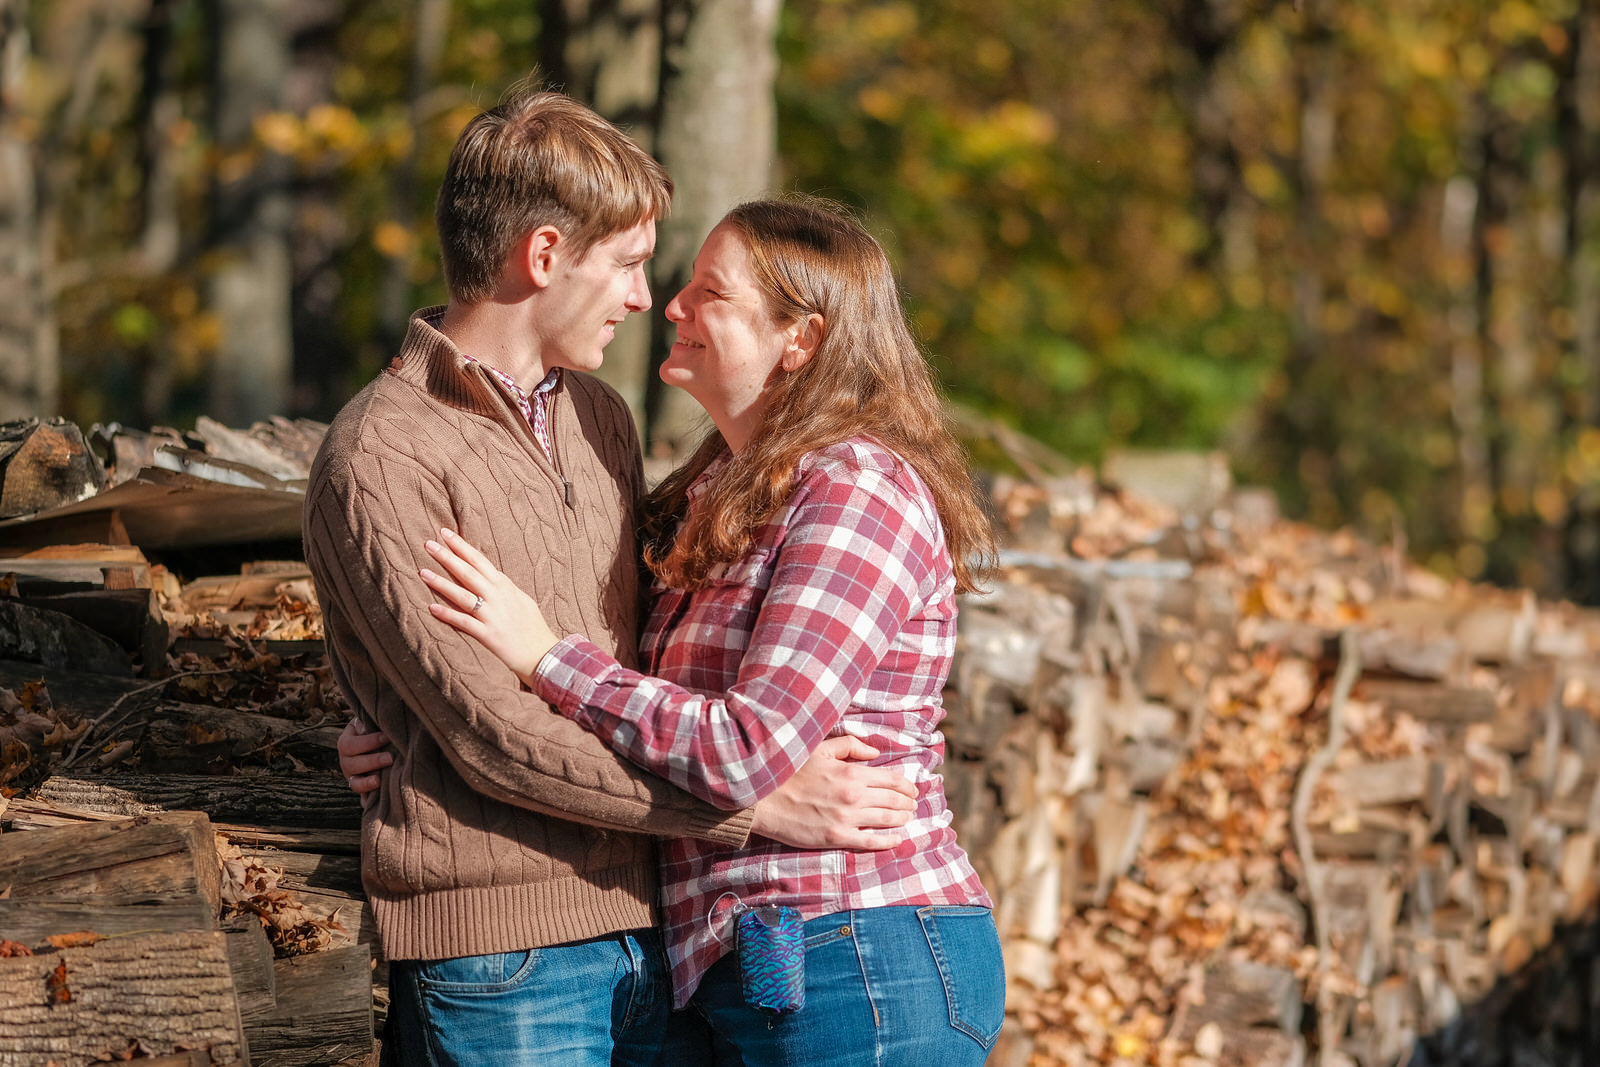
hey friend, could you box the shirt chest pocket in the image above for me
[685,549,778,646]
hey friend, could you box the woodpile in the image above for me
[951,456,1600,1067]
[5,415,1600,1066]
[0,415,372,1066]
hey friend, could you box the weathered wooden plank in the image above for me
[0,929,245,1066]
[243,945,374,1067]
[0,544,150,593]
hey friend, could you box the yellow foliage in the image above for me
[254,111,302,155]
[857,85,903,123]
[1533,485,1568,525]
[373,221,417,260]
[304,104,365,154]
[1410,41,1452,80]
[855,2,917,44]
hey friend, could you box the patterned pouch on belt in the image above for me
[736,905,806,1016]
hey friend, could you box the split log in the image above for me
[0,418,106,520]
[1358,679,1497,724]
[1172,959,1303,1037]
[193,417,315,483]
[31,774,362,830]
[214,825,361,855]
[0,602,132,676]
[0,900,219,948]
[1324,757,1432,808]
[171,636,325,660]
[16,588,167,670]
[222,916,277,1022]
[0,811,221,945]
[242,945,374,1067]
[176,566,312,615]
[0,809,220,911]
[0,929,245,1066]
[138,702,344,766]
[237,847,376,952]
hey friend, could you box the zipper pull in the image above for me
[563,478,574,508]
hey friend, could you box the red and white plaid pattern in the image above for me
[464,355,560,459]
[537,437,991,1007]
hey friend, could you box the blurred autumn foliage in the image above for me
[4,0,1599,600]
[778,0,1600,602]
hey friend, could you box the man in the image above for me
[305,83,910,1065]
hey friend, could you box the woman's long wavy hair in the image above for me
[641,196,995,593]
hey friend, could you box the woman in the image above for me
[361,197,1004,1064]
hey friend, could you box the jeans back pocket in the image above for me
[918,906,1005,1048]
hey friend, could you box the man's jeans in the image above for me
[687,905,1006,1066]
[386,929,676,1066]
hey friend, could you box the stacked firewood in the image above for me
[950,459,1600,1067]
[1,415,373,1066]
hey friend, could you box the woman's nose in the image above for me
[664,290,688,322]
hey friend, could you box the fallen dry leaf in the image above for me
[44,931,105,950]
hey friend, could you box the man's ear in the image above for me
[518,225,562,289]
[782,313,825,373]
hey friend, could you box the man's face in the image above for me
[538,218,656,373]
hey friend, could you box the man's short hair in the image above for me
[435,80,672,303]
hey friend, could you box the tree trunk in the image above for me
[1477,68,1547,591]
[374,0,452,375]
[540,0,663,431]
[204,0,294,425]
[0,0,56,421]
[1563,6,1600,603]
[1271,2,1336,522]
[287,0,351,421]
[131,0,183,423]
[1162,0,1250,278]
[644,0,782,455]
[1444,94,1491,571]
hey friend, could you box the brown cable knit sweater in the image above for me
[303,308,752,961]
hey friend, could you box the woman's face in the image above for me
[662,223,798,449]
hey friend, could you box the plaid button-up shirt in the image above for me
[536,437,990,1007]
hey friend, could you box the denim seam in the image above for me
[844,912,887,1064]
[616,934,648,1033]
[918,906,1000,1048]
[416,948,542,994]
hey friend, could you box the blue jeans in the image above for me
[386,929,677,1066]
[686,905,1005,1066]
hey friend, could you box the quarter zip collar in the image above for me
[389,307,575,507]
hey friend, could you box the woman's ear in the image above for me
[782,313,825,373]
